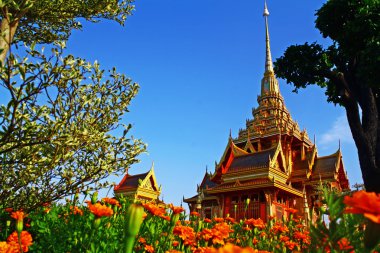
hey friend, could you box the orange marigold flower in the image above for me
[213,217,224,223]
[243,226,251,231]
[169,204,185,214]
[161,215,171,221]
[138,237,146,244]
[144,244,155,253]
[271,223,289,234]
[244,218,265,229]
[70,206,84,216]
[166,250,182,253]
[87,202,113,217]
[143,203,166,217]
[0,242,10,252]
[252,237,259,245]
[293,231,310,244]
[280,236,290,242]
[285,240,298,251]
[4,208,13,213]
[210,222,234,246]
[337,237,354,251]
[200,228,213,241]
[172,240,179,247]
[285,208,298,214]
[7,231,33,252]
[204,218,212,223]
[102,197,121,207]
[260,231,267,237]
[173,225,196,246]
[344,190,380,224]
[190,211,200,217]
[193,246,212,253]
[11,211,27,221]
[225,216,235,223]
[209,243,259,253]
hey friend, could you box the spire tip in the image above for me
[263,0,270,16]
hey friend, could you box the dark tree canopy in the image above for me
[274,0,380,193]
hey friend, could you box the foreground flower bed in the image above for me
[0,189,379,252]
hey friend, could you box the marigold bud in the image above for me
[94,218,101,229]
[125,204,144,253]
[16,220,23,233]
[126,204,144,237]
[91,192,98,204]
[170,213,180,226]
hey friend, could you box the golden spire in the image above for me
[260,0,279,95]
[263,0,273,74]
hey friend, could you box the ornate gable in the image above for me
[114,164,161,202]
[244,129,256,153]
[212,137,249,181]
[269,140,287,173]
[139,164,160,192]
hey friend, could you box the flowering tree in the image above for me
[0,42,145,211]
[0,0,145,211]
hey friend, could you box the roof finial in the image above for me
[264,0,269,16]
[263,0,273,74]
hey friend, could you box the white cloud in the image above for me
[319,114,354,146]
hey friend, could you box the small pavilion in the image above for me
[114,164,162,203]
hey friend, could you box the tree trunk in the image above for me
[344,97,380,193]
[0,16,19,65]
[357,145,380,193]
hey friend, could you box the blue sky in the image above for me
[68,0,362,205]
[64,0,360,205]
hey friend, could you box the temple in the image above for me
[114,164,162,203]
[184,2,350,222]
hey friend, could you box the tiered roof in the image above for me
[210,1,349,193]
[114,165,161,201]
